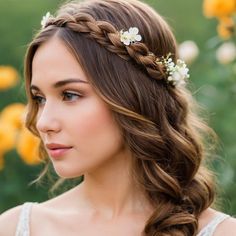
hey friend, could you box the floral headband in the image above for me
[41,12,189,87]
[119,27,189,87]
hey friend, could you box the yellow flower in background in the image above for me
[0,103,26,130]
[0,66,19,90]
[0,154,4,170]
[217,17,235,39]
[203,0,236,18]
[0,64,42,169]
[0,121,17,154]
[16,126,41,165]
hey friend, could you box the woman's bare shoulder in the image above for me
[214,216,236,236]
[0,204,23,236]
[198,208,236,236]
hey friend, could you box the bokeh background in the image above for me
[0,0,236,215]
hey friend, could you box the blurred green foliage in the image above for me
[0,0,235,215]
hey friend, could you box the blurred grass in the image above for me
[0,0,236,215]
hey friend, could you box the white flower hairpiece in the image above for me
[120,27,142,46]
[119,28,188,87]
[157,54,190,87]
[41,12,52,29]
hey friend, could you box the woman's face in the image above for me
[31,37,127,178]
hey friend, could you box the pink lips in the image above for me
[46,143,72,158]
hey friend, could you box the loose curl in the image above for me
[24,0,216,235]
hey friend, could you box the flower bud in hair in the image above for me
[41,12,52,29]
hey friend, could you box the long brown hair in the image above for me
[24,0,216,235]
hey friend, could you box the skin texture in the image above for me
[0,36,236,236]
[32,37,127,179]
[30,36,153,234]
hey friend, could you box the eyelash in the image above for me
[62,91,82,101]
[32,91,82,106]
[32,95,45,105]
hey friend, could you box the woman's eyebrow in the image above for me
[54,78,89,88]
[30,78,89,91]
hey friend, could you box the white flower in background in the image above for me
[41,12,51,29]
[216,42,236,64]
[178,40,199,64]
[120,27,142,46]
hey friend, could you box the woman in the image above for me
[0,0,235,235]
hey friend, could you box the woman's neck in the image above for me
[74,152,151,220]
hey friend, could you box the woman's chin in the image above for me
[52,165,84,179]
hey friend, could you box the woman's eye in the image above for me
[32,95,46,105]
[62,91,82,101]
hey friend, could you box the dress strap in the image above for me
[15,202,36,236]
[197,212,230,236]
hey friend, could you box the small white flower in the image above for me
[169,71,182,83]
[120,27,142,46]
[41,12,51,29]
[178,40,199,64]
[128,27,142,42]
[120,30,131,46]
[216,42,236,64]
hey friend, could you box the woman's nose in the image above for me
[36,103,61,134]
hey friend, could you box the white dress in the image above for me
[15,202,231,236]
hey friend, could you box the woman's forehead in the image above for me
[31,37,88,85]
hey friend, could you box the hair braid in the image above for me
[45,13,166,81]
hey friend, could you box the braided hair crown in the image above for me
[41,0,189,87]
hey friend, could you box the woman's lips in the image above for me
[45,143,73,158]
[48,147,72,158]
